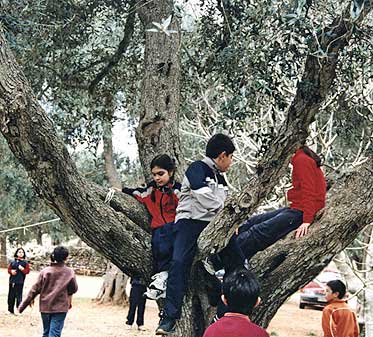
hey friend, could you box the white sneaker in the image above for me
[144,287,166,300]
[149,271,168,291]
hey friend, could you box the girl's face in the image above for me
[152,166,172,187]
[16,249,25,258]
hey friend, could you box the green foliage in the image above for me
[0,136,58,242]
[1,0,143,148]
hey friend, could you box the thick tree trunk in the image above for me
[136,0,185,181]
[96,262,128,306]
[0,28,153,279]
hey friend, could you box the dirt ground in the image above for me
[0,268,323,337]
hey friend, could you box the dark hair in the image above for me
[150,154,177,205]
[327,280,346,299]
[301,146,322,167]
[206,134,235,159]
[14,248,26,259]
[51,246,69,263]
[150,154,176,174]
[222,268,260,315]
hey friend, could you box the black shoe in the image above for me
[156,316,176,335]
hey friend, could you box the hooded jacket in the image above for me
[175,157,228,222]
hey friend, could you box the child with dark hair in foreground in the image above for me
[322,280,359,337]
[203,268,269,337]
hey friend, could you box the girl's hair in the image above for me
[150,154,176,174]
[150,154,177,205]
[51,246,69,263]
[301,146,323,167]
[14,247,26,259]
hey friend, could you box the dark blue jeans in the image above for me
[126,284,147,326]
[164,219,209,319]
[41,312,67,337]
[220,207,303,270]
[151,222,177,273]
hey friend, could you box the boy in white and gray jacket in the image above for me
[156,134,235,335]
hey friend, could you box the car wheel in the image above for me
[299,303,306,309]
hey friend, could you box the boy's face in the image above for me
[215,152,233,172]
[325,285,339,302]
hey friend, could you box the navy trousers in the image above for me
[151,222,177,273]
[8,283,24,313]
[164,219,209,319]
[220,207,303,270]
[126,283,147,326]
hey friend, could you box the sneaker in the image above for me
[137,325,146,331]
[156,316,176,335]
[144,287,166,300]
[149,271,168,291]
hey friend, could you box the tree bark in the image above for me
[0,27,152,280]
[96,97,129,305]
[136,0,185,182]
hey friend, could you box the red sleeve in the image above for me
[21,262,30,275]
[8,264,12,275]
[292,155,317,223]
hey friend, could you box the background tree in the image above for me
[0,0,372,336]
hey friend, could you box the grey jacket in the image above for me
[175,157,229,222]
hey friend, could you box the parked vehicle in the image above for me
[299,269,341,309]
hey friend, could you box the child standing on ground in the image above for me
[203,268,269,337]
[18,246,78,337]
[7,247,30,314]
[156,134,235,335]
[322,280,359,337]
[126,277,147,331]
[121,154,181,300]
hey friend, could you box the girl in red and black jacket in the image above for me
[123,154,181,300]
[210,146,327,274]
[7,247,30,314]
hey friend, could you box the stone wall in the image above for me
[28,246,107,276]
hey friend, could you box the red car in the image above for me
[299,269,341,309]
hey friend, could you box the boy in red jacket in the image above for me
[203,268,269,337]
[322,280,359,337]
